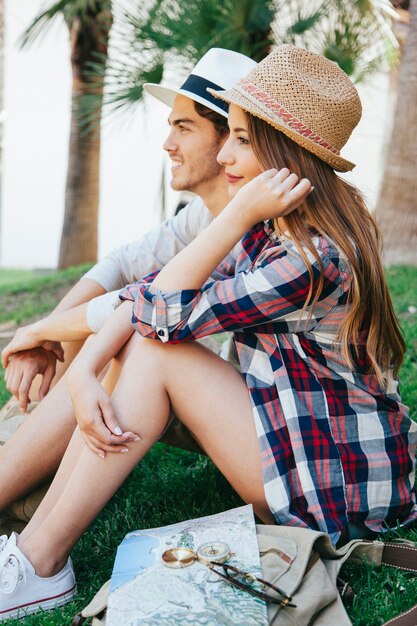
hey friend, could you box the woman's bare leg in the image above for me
[18,335,272,578]
[16,336,140,537]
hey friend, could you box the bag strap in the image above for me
[321,536,417,626]
[383,606,417,626]
[379,542,417,626]
[380,541,417,573]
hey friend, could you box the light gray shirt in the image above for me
[84,197,213,331]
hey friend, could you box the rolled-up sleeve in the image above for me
[119,245,345,343]
[86,290,121,332]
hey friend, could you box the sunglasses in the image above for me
[209,561,296,608]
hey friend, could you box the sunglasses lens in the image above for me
[210,563,294,608]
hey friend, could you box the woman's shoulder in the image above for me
[250,226,351,295]
[274,227,350,273]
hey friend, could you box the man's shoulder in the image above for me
[172,196,212,233]
[179,195,211,218]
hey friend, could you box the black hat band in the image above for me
[180,74,229,113]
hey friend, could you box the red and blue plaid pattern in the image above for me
[120,221,417,543]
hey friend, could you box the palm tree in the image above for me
[376,0,417,265]
[21,0,112,269]
[80,0,278,220]
[82,0,277,123]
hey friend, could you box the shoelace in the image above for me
[0,536,9,568]
[0,536,8,553]
[0,555,25,595]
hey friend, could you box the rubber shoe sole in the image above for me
[0,582,76,620]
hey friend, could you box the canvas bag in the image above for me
[71,524,417,626]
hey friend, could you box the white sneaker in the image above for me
[0,538,7,568]
[0,534,17,569]
[0,541,76,621]
[0,537,7,558]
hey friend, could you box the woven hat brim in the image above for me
[207,87,355,172]
[144,83,228,118]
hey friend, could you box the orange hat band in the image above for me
[239,78,340,156]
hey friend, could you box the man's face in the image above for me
[163,95,225,193]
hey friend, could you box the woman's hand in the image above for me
[1,323,64,368]
[68,368,140,458]
[229,168,313,229]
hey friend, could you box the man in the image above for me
[0,48,256,533]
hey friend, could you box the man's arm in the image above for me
[1,279,107,412]
[6,196,210,351]
[52,277,107,313]
[2,197,211,410]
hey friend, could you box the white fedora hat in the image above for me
[144,48,256,118]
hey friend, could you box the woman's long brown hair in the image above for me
[246,113,405,384]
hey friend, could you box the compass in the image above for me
[196,542,231,565]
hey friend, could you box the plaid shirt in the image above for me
[120,220,417,543]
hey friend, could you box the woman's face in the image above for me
[217,104,263,197]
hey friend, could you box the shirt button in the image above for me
[158,329,165,337]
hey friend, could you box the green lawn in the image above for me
[0,266,416,626]
[0,265,92,325]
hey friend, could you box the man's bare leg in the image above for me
[0,336,127,513]
[0,375,77,511]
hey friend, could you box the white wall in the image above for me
[1,0,392,269]
[2,0,176,269]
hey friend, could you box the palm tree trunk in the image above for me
[58,6,112,269]
[376,0,417,266]
[59,76,102,268]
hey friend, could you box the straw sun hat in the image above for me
[207,44,362,172]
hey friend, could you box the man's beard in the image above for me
[171,143,223,192]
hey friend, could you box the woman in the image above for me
[0,45,416,620]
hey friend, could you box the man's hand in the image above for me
[4,347,60,412]
[1,324,64,368]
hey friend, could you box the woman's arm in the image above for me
[121,170,318,343]
[70,300,134,377]
[150,169,312,293]
[67,301,139,458]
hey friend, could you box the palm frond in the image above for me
[19,0,111,47]
[77,0,398,131]
[287,7,324,38]
[79,0,276,127]
[272,0,398,81]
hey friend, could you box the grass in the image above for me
[0,265,92,325]
[0,265,416,626]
